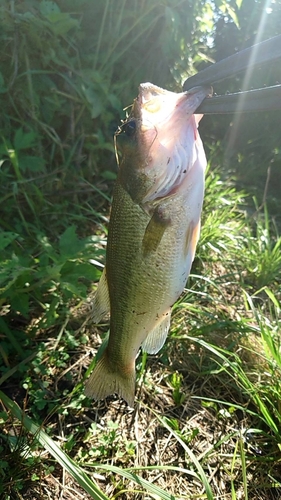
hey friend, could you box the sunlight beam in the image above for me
[226,0,274,157]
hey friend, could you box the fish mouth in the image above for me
[132,83,212,154]
[135,83,212,125]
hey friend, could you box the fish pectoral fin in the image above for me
[142,206,171,256]
[85,350,135,407]
[92,267,110,323]
[141,309,172,354]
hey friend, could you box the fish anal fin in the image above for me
[92,267,110,323]
[141,309,171,354]
[142,206,171,256]
[84,350,135,407]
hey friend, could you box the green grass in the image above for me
[1,165,281,499]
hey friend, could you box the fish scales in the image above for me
[85,83,211,406]
[107,180,186,357]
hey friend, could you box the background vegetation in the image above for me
[0,0,280,498]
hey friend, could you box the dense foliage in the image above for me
[0,1,281,499]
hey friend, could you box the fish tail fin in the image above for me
[84,351,135,407]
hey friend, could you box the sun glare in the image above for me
[226,0,274,155]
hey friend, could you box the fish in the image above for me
[85,82,211,406]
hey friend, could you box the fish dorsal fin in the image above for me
[141,309,172,354]
[92,267,110,323]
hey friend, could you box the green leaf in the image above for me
[19,155,46,173]
[219,2,240,28]
[10,292,30,317]
[39,1,79,34]
[0,232,18,251]
[100,170,117,181]
[60,261,99,283]
[0,254,33,292]
[39,0,60,16]
[49,14,79,35]
[14,129,37,151]
[108,93,122,112]
[59,226,85,258]
[61,281,87,298]
[82,86,104,119]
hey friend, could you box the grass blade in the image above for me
[187,336,280,437]
[0,391,109,500]
[94,464,177,500]
[153,412,214,500]
[0,352,37,386]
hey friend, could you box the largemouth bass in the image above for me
[85,83,211,406]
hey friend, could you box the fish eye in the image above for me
[122,120,137,137]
